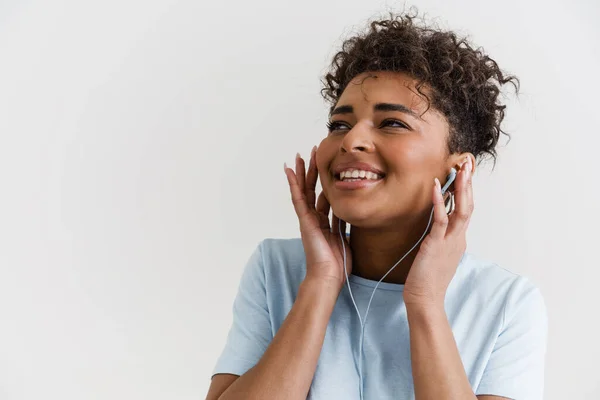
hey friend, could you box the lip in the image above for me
[332,161,385,176]
[330,160,386,191]
[334,177,384,191]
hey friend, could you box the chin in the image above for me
[332,198,414,229]
[331,204,383,228]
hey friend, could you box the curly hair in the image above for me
[320,8,520,167]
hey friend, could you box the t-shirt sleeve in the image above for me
[475,278,548,400]
[211,241,273,377]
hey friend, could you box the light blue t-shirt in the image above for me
[212,238,547,399]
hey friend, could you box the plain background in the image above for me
[0,0,598,399]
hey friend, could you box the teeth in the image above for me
[339,169,383,181]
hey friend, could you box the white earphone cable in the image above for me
[338,203,437,400]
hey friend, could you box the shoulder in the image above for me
[453,252,546,323]
[457,252,541,294]
[464,257,548,399]
[259,237,304,261]
[253,237,307,288]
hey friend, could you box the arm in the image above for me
[209,148,354,399]
[404,158,546,400]
[407,303,508,400]
[206,278,339,400]
[407,282,547,400]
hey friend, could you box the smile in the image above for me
[333,169,385,190]
[336,169,384,181]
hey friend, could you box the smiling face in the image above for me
[317,71,460,229]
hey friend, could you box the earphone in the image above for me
[440,167,458,197]
[338,167,458,400]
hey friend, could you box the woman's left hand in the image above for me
[404,156,474,309]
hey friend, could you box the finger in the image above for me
[447,158,473,235]
[331,213,348,246]
[331,211,345,234]
[467,160,474,213]
[305,146,318,211]
[429,177,449,240]
[295,153,306,194]
[316,191,331,231]
[340,218,348,242]
[332,212,339,235]
[284,162,309,219]
[444,191,454,216]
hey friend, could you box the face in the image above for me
[316,70,461,229]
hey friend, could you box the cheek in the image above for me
[380,143,418,173]
[316,138,336,172]
[383,139,442,174]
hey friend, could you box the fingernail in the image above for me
[284,162,287,171]
[434,177,441,192]
[296,152,300,161]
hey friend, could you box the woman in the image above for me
[206,10,547,400]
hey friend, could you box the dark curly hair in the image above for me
[320,8,520,167]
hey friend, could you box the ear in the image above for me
[444,152,475,196]
[449,152,475,174]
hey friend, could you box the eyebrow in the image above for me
[330,103,422,120]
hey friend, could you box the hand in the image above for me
[284,146,352,291]
[403,156,474,309]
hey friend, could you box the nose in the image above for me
[340,123,375,154]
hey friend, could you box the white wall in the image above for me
[0,0,598,399]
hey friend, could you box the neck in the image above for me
[348,208,432,285]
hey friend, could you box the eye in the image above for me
[325,119,410,133]
[326,121,349,133]
[381,119,409,129]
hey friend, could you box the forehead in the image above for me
[337,71,432,115]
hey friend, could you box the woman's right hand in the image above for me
[283,146,352,292]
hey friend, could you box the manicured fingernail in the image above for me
[296,152,300,161]
[284,162,287,171]
[434,177,441,192]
